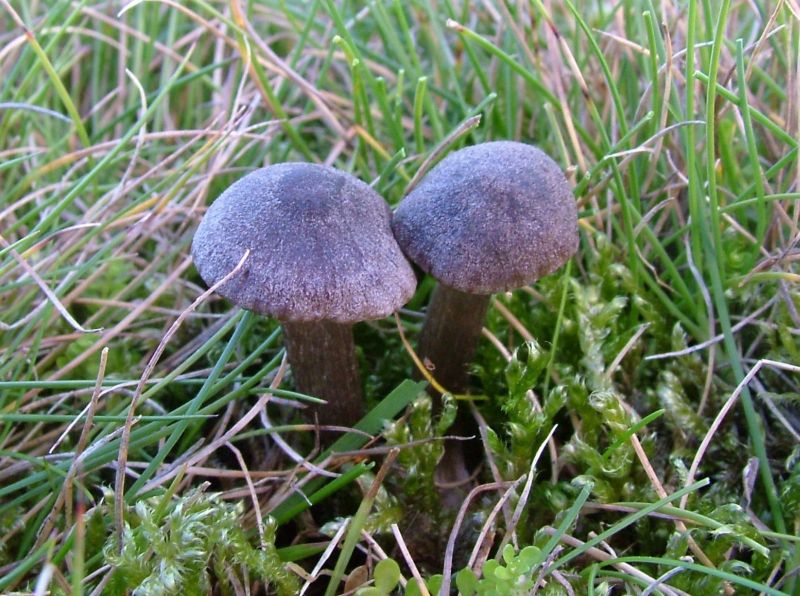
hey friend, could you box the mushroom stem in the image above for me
[282,321,364,428]
[417,283,489,501]
[417,283,491,395]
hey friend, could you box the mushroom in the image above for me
[392,141,578,393]
[192,163,417,427]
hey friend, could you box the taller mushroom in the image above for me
[392,141,578,394]
[192,163,416,427]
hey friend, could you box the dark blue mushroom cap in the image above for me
[192,163,417,322]
[392,142,578,294]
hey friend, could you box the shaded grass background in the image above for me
[1,0,799,593]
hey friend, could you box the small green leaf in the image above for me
[502,543,515,564]
[517,545,541,567]
[505,340,548,400]
[374,558,401,593]
[455,568,478,595]
[436,392,458,434]
[426,575,443,594]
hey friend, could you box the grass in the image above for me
[1,0,799,593]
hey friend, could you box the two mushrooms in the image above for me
[192,142,578,431]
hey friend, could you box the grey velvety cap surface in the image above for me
[192,163,417,323]
[392,141,578,294]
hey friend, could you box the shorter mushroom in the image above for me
[193,163,417,428]
[392,141,578,400]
